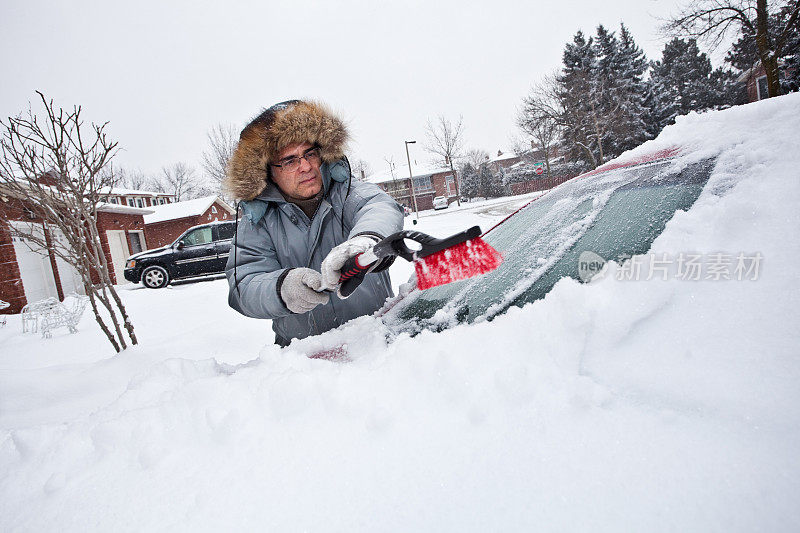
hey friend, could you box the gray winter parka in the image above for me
[225,159,404,346]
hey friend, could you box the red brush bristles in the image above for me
[413,237,503,290]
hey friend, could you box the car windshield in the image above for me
[382,154,716,336]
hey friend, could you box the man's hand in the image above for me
[278,268,330,314]
[320,235,379,290]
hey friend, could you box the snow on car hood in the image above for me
[128,244,171,260]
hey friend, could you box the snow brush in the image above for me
[337,226,502,298]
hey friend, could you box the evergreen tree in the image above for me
[459,163,480,199]
[554,25,652,167]
[774,3,800,92]
[592,25,622,159]
[648,38,739,133]
[614,23,651,153]
[557,30,602,168]
[725,22,764,72]
[783,25,800,91]
[478,164,499,198]
[591,24,653,159]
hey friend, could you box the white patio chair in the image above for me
[21,297,59,333]
[40,294,89,338]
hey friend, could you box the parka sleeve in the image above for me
[344,179,404,240]
[225,216,293,319]
[343,179,405,271]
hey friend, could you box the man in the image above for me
[224,100,404,347]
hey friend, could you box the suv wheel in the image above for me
[142,265,170,289]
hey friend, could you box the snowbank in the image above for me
[1,94,799,531]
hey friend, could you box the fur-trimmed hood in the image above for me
[224,100,349,201]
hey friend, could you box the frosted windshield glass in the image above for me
[384,157,716,336]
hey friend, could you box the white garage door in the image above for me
[50,227,85,296]
[106,230,130,285]
[9,221,58,304]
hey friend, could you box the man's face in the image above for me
[270,141,323,201]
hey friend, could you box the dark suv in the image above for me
[124,221,236,288]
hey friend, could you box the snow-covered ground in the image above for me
[1,94,799,531]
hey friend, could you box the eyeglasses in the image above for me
[271,147,321,172]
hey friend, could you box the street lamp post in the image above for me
[405,140,418,222]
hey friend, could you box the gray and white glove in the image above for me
[319,235,380,291]
[278,268,330,314]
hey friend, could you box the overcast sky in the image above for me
[2,0,704,181]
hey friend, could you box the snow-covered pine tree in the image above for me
[478,163,498,198]
[458,162,480,199]
[783,27,800,92]
[589,24,653,160]
[593,25,622,160]
[555,25,651,168]
[648,38,737,133]
[614,23,651,153]
[557,31,601,168]
[646,51,678,138]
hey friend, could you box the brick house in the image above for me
[487,150,522,173]
[368,163,458,211]
[738,63,772,102]
[143,196,236,248]
[736,60,799,102]
[0,195,152,314]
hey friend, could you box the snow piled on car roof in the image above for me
[1,94,799,531]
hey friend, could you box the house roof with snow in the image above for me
[99,186,173,197]
[367,162,453,185]
[143,195,234,224]
[489,150,519,163]
[97,203,154,215]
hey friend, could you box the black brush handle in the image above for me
[336,226,484,297]
[338,255,371,298]
[372,226,482,261]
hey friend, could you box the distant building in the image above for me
[98,186,175,208]
[487,150,522,173]
[368,162,457,211]
[736,60,797,102]
[737,63,772,102]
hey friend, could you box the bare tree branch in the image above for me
[349,158,372,181]
[424,115,465,205]
[517,74,562,176]
[462,148,490,170]
[0,92,138,352]
[201,123,238,193]
[155,162,201,201]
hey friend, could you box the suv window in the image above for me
[182,227,213,246]
[216,222,236,241]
